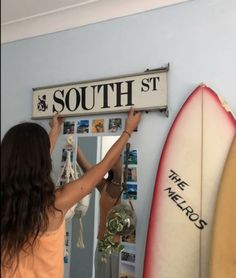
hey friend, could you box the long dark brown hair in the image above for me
[1,122,56,267]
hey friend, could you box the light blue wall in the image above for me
[1,0,236,277]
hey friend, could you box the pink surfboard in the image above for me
[143,84,236,278]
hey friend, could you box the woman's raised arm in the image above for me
[55,107,141,213]
[48,113,64,153]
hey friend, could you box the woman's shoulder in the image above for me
[46,208,65,232]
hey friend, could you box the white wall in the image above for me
[1,0,236,277]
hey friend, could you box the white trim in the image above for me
[1,0,190,43]
[2,0,97,26]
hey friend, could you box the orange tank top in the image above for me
[1,221,65,278]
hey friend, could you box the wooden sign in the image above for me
[32,66,169,119]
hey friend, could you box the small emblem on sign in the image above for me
[37,95,48,112]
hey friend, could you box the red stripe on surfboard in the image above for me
[143,84,236,277]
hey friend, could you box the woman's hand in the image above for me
[125,106,142,135]
[49,113,64,133]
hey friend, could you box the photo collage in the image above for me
[119,148,138,278]
[63,117,123,136]
[60,116,138,276]
[59,116,124,187]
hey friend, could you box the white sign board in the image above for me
[32,67,168,119]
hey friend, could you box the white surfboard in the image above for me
[143,84,236,278]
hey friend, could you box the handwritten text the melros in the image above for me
[164,169,208,230]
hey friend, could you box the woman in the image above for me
[77,142,123,278]
[1,107,141,278]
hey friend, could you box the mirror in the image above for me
[63,135,122,278]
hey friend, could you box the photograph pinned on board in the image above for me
[121,250,136,264]
[65,231,70,247]
[92,119,104,133]
[61,148,73,162]
[64,231,70,264]
[76,120,89,133]
[108,118,122,132]
[123,183,137,200]
[127,167,137,182]
[122,229,136,244]
[120,263,135,278]
[63,121,75,134]
[123,150,137,165]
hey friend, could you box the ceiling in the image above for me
[1,0,190,43]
